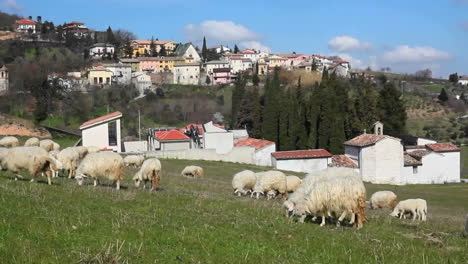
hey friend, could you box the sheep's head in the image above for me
[283,201,295,217]
[389,208,400,218]
[250,190,264,199]
[133,172,142,187]
[75,173,87,186]
[266,190,277,200]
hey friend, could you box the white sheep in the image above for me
[232,170,256,196]
[75,151,124,190]
[74,146,89,160]
[0,136,19,148]
[124,155,145,168]
[1,146,57,185]
[286,175,302,193]
[251,170,288,199]
[57,147,81,178]
[39,139,57,152]
[86,146,100,153]
[52,142,60,151]
[0,147,8,170]
[370,191,398,209]
[181,165,204,178]
[133,158,162,190]
[24,137,40,147]
[390,199,427,221]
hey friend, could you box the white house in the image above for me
[15,19,37,33]
[229,58,253,73]
[209,45,231,54]
[205,60,230,74]
[79,111,122,153]
[151,130,192,151]
[103,63,132,84]
[131,72,152,94]
[203,121,233,154]
[89,43,115,59]
[173,63,200,85]
[458,76,468,86]
[328,60,350,78]
[271,149,332,174]
[234,137,275,166]
[174,43,201,62]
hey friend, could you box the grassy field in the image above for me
[0,159,467,263]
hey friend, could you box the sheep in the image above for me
[57,147,81,178]
[52,142,60,151]
[285,167,366,229]
[133,158,162,190]
[1,146,57,185]
[390,199,427,221]
[286,175,302,193]
[370,191,398,209]
[24,137,40,147]
[86,146,100,153]
[0,147,8,170]
[0,136,19,148]
[181,165,204,178]
[232,170,256,196]
[39,139,58,152]
[251,170,288,199]
[74,146,89,160]
[75,151,124,190]
[123,155,145,168]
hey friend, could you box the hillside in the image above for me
[0,160,466,263]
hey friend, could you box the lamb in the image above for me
[286,175,302,193]
[57,147,81,178]
[181,165,204,178]
[133,158,162,190]
[251,170,288,199]
[1,146,57,185]
[75,151,124,190]
[124,155,145,168]
[74,146,89,160]
[390,199,427,221]
[232,170,256,196]
[0,136,19,148]
[24,137,40,147]
[370,191,398,209]
[39,139,58,152]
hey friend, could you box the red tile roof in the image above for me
[404,153,423,166]
[344,134,400,147]
[271,149,332,160]
[79,111,122,129]
[329,155,358,168]
[426,143,460,152]
[407,150,432,159]
[155,130,190,141]
[16,19,37,25]
[234,137,274,150]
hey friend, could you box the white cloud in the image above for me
[238,41,271,53]
[183,20,270,51]
[0,0,24,13]
[334,53,364,68]
[382,45,452,64]
[328,35,373,52]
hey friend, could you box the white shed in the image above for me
[203,121,234,154]
[153,130,191,151]
[271,149,332,174]
[79,111,122,152]
[234,137,276,166]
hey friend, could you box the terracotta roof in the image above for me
[404,153,423,167]
[234,137,274,150]
[137,56,185,62]
[405,145,426,150]
[407,150,432,159]
[344,134,400,147]
[272,149,332,160]
[426,143,460,152]
[79,111,122,129]
[155,130,190,141]
[16,19,37,25]
[329,155,358,168]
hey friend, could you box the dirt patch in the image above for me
[0,114,51,138]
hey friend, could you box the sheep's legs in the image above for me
[116,180,120,190]
[320,213,326,227]
[349,213,355,225]
[94,179,98,187]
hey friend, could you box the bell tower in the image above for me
[0,65,9,93]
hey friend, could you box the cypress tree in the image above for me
[150,37,157,57]
[307,83,320,148]
[234,44,240,54]
[231,74,246,128]
[106,26,115,45]
[354,77,378,133]
[377,82,407,134]
[438,88,448,102]
[202,36,207,62]
[262,69,280,143]
[251,88,262,138]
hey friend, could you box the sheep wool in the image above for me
[286,175,302,193]
[75,151,124,190]
[133,158,162,190]
[370,191,398,209]
[0,147,8,170]
[181,165,204,178]
[124,155,145,168]
[57,147,81,178]
[74,146,89,160]
[252,170,287,199]
[24,137,40,147]
[232,170,256,196]
[86,146,100,153]
[39,139,57,152]
[0,136,19,148]
[390,199,427,221]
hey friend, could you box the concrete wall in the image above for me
[161,141,191,151]
[375,138,404,185]
[272,157,330,174]
[204,132,234,154]
[255,144,275,167]
[123,141,147,153]
[443,152,460,183]
[359,145,376,183]
[82,119,121,152]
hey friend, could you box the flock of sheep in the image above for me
[232,167,428,229]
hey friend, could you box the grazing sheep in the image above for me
[251,170,288,199]
[232,170,256,196]
[74,146,89,160]
[390,199,427,221]
[0,136,19,148]
[86,146,100,153]
[0,147,8,170]
[52,142,60,151]
[57,147,81,178]
[1,146,57,185]
[286,175,302,193]
[24,137,40,147]
[370,191,398,209]
[181,165,204,178]
[124,155,145,168]
[39,139,57,152]
[133,158,162,190]
[75,152,124,190]
[285,167,366,229]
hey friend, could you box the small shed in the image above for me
[79,111,122,152]
[154,130,191,151]
[234,137,275,166]
[271,149,332,173]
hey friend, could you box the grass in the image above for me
[0,159,467,263]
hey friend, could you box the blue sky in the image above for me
[2,0,468,77]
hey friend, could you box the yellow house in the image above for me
[137,56,185,73]
[88,66,113,85]
[267,55,288,68]
[131,40,176,56]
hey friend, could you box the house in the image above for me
[131,40,176,56]
[209,45,231,54]
[328,60,350,78]
[271,149,332,173]
[256,60,268,75]
[151,130,192,151]
[131,72,152,94]
[15,19,37,33]
[212,68,233,85]
[149,72,174,84]
[174,43,201,62]
[0,65,8,93]
[234,137,275,166]
[102,63,132,84]
[89,43,115,59]
[173,63,201,85]
[459,76,468,86]
[229,57,253,73]
[205,60,230,74]
[63,21,89,38]
[88,66,113,85]
[267,55,288,68]
[203,121,233,154]
[137,56,185,73]
[120,58,140,72]
[79,111,122,152]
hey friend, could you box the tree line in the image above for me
[231,69,407,154]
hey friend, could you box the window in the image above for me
[108,121,117,146]
[94,77,98,83]
[413,166,418,174]
[106,77,110,84]
[99,77,103,84]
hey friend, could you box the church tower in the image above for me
[0,65,9,93]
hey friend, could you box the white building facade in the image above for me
[103,64,132,84]
[174,63,200,85]
[79,111,122,153]
[271,149,332,174]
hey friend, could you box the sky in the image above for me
[2,0,468,78]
